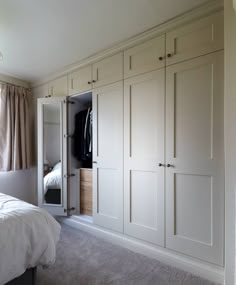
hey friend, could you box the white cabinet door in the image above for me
[92,53,123,88]
[37,97,68,216]
[49,76,68,97]
[166,11,223,66]
[34,83,50,98]
[165,51,224,265]
[68,65,92,95]
[93,82,123,232]
[124,70,165,246]
[124,35,165,79]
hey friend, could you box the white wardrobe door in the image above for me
[166,51,224,265]
[93,81,123,232]
[124,70,165,246]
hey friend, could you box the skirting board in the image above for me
[59,216,224,284]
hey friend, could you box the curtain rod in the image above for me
[0,80,31,91]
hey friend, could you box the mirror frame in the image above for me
[37,97,68,216]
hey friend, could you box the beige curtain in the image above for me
[0,83,32,171]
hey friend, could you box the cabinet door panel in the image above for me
[49,76,68,97]
[92,53,123,88]
[68,65,92,95]
[34,84,49,98]
[93,82,123,232]
[124,70,165,246]
[124,35,165,78]
[166,11,223,66]
[165,51,224,265]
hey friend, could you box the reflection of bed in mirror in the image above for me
[44,162,62,204]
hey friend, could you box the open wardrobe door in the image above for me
[37,97,69,216]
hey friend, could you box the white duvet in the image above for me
[44,167,62,193]
[0,193,61,285]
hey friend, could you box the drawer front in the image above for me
[80,168,92,182]
[68,65,92,95]
[124,35,165,78]
[92,53,123,88]
[80,169,93,216]
[166,11,223,66]
[80,182,92,216]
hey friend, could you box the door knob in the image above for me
[88,81,92,84]
[93,161,97,164]
[158,56,163,61]
[92,80,96,83]
[158,163,164,167]
[167,53,172,58]
[167,164,174,167]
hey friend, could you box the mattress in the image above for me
[0,193,61,285]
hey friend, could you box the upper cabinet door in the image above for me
[124,70,165,246]
[165,51,224,265]
[37,97,68,216]
[92,53,123,88]
[68,65,92,95]
[166,11,223,66]
[34,84,50,99]
[93,81,123,233]
[124,35,165,79]
[49,76,68,97]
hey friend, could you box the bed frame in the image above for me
[5,268,36,285]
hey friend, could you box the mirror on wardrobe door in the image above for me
[41,103,62,205]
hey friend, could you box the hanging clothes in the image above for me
[73,108,92,168]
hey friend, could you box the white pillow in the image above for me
[53,162,61,171]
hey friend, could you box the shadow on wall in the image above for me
[0,168,37,204]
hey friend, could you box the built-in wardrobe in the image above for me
[37,8,224,281]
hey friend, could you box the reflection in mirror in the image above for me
[43,103,62,205]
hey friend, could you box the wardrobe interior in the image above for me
[68,91,93,219]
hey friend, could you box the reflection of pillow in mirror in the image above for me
[53,161,61,171]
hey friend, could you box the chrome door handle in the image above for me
[64,174,75,178]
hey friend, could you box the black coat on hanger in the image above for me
[73,108,92,167]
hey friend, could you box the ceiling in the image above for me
[0,0,210,83]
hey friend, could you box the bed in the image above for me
[44,162,62,204]
[0,193,61,285]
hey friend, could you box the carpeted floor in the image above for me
[37,223,219,285]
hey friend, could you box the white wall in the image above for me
[0,73,29,88]
[224,0,236,284]
[0,168,36,203]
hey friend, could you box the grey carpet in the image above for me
[37,224,219,285]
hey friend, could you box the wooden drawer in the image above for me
[166,11,223,66]
[124,35,165,79]
[80,168,92,182]
[80,169,92,216]
[68,65,92,95]
[92,53,123,88]
[80,181,92,216]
